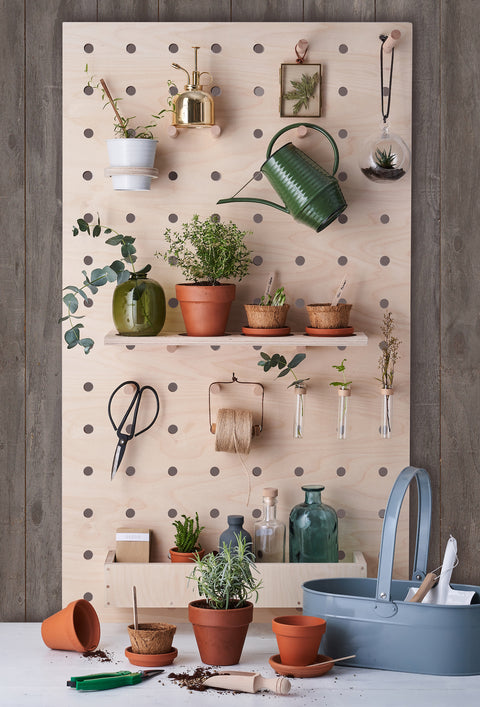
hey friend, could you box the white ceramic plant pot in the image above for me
[106,138,157,191]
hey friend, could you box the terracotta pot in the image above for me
[244,304,289,329]
[272,614,326,666]
[188,600,253,665]
[127,622,176,654]
[176,283,235,336]
[169,547,205,563]
[306,303,352,329]
[41,599,100,652]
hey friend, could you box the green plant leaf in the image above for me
[63,293,78,314]
[263,361,272,372]
[102,266,119,283]
[105,234,124,246]
[133,282,146,300]
[288,353,306,369]
[77,218,89,232]
[92,224,101,238]
[116,270,130,285]
[277,356,287,369]
[277,368,291,378]
[135,264,152,276]
[78,337,94,354]
[260,352,270,361]
[121,243,136,259]
[90,268,108,287]
[72,227,79,236]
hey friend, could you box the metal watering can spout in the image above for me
[217,123,347,232]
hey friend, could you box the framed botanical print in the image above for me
[280,63,322,117]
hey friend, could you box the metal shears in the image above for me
[108,380,160,480]
[67,669,164,691]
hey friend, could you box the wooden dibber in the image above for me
[407,572,439,603]
[203,672,290,695]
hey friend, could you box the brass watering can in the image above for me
[217,123,347,232]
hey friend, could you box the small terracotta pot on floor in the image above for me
[272,614,326,666]
[41,599,100,652]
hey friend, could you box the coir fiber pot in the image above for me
[306,303,352,329]
[244,304,289,329]
[188,600,253,665]
[127,623,176,654]
[272,615,326,666]
[169,547,205,563]
[41,599,100,652]
[176,283,235,336]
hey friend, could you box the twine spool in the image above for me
[215,408,253,455]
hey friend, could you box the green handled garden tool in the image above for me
[67,669,164,691]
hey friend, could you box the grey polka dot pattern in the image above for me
[254,86,264,96]
[211,86,221,96]
[295,256,305,266]
[252,255,263,266]
[337,509,346,518]
[168,298,178,308]
[168,171,178,180]
[126,508,135,518]
[338,550,346,560]
[252,345,262,351]
[338,214,348,224]
[211,171,221,181]
[126,213,135,223]
[168,382,178,392]
[84,298,93,308]
[338,171,348,182]
[210,508,220,518]
[210,466,220,477]
[83,382,93,392]
[83,424,93,434]
[380,298,389,309]
[336,466,346,477]
[337,345,346,351]
[338,298,347,304]
[168,424,178,434]
[338,129,348,138]
[168,466,178,476]
[210,213,220,222]
[126,85,136,96]
[168,255,178,266]
[380,214,390,224]
[169,85,178,96]
[338,256,348,266]
[378,509,385,518]
[211,43,222,53]
[125,466,135,476]
[339,44,348,54]
[338,86,348,96]
[126,43,136,54]
[294,467,304,477]
[253,171,263,181]
[84,213,93,223]
[295,298,305,308]
[252,467,262,477]
[378,466,388,477]
[168,213,178,223]
[84,43,94,53]
[253,214,263,223]
[252,508,262,519]
[253,129,263,138]
[83,253,93,264]
[126,345,135,350]
[169,43,178,53]
[210,345,220,351]
[168,508,177,518]
[383,87,390,96]
[82,171,93,181]
[83,128,94,138]
[83,466,93,476]
[83,508,93,518]
[126,424,133,435]
[380,256,390,266]
[83,592,93,601]
[253,43,264,53]
[83,550,93,559]
[84,85,94,96]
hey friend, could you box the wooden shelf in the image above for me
[104,550,367,609]
[104,330,368,348]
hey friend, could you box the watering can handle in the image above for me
[265,123,340,176]
[375,466,432,603]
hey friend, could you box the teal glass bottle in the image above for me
[112,273,166,336]
[289,485,338,563]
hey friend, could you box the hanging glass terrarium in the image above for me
[360,35,411,183]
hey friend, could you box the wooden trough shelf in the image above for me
[104,550,367,609]
[104,330,368,348]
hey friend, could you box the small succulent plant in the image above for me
[374,145,397,169]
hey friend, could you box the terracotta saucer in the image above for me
[242,326,291,337]
[268,653,334,678]
[305,326,354,337]
[125,646,178,667]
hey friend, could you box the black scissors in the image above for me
[108,380,160,480]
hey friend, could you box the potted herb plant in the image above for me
[243,286,290,335]
[61,216,165,353]
[87,71,170,190]
[376,311,401,438]
[156,214,251,336]
[330,358,352,439]
[187,534,262,665]
[169,513,205,563]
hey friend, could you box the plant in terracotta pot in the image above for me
[61,216,165,353]
[170,512,205,563]
[243,286,290,335]
[187,533,262,665]
[156,214,252,336]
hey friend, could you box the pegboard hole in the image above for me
[83,44,94,54]
[211,86,221,96]
[126,85,136,96]
[83,128,94,138]
[169,43,179,53]
[126,43,136,54]
[211,43,222,53]
[253,43,264,53]
[253,86,264,96]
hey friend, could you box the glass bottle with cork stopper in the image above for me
[254,488,286,563]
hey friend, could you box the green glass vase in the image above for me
[289,485,338,563]
[112,273,166,336]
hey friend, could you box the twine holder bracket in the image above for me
[208,373,264,436]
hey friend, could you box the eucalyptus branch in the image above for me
[258,352,309,389]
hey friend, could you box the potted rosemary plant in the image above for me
[187,534,262,665]
[156,214,251,336]
[169,513,205,563]
[243,286,290,335]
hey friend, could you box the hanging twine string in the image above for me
[379,36,395,123]
[295,39,309,64]
[215,408,253,505]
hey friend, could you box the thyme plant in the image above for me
[188,534,262,610]
[172,513,204,553]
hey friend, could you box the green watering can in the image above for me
[217,123,347,232]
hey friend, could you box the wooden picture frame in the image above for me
[280,63,322,117]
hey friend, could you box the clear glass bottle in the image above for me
[289,485,338,563]
[254,488,286,563]
[380,388,393,438]
[293,384,307,439]
[337,388,351,439]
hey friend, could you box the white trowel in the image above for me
[405,535,477,604]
